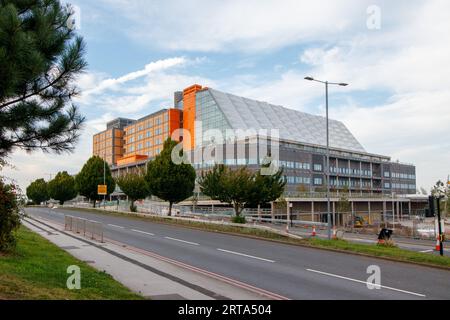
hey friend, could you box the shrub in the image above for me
[0,179,22,252]
[231,215,247,224]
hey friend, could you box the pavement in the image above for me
[22,216,275,300]
[25,207,450,300]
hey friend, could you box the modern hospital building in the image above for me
[93,84,417,197]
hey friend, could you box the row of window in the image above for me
[330,167,372,177]
[128,128,168,143]
[278,161,312,170]
[330,179,372,187]
[127,115,169,134]
[391,172,416,180]
[391,183,416,190]
[285,177,312,185]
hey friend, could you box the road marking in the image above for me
[306,269,426,297]
[132,229,155,236]
[108,224,124,229]
[165,237,199,246]
[217,249,275,263]
[420,249,433,253]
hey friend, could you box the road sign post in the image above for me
[98,185,107,196]
[436,196,444,256]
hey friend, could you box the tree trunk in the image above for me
[233,203,241,217]
[93,200,96,208]
[130,200,135,212]
[60,200,64,206]
[168,202,173,217]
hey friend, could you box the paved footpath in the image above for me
[23,216,275,300]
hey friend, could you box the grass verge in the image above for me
[58,207,450,270]
[0,226,143,300]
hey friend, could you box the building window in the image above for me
[384,182,391,189]
[146,131,152,138]
[313,164,323,172]
[384,171,390,178]
[314,178,323,185]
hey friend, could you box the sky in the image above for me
[3,0,450,193]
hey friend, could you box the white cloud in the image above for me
[99,0,370,52]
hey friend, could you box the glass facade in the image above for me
[195,90,232,147]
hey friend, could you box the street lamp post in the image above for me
[305,77,349,240]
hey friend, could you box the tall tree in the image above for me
[199,165,255,218]
[0,0,87,158]
[48,171,77,205]
[248,165,286,214]
[75,156,115,207]
[26,178,49,204]
[116,172,149,212]
[145,138,196,216]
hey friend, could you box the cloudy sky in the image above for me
[3,0,450,192]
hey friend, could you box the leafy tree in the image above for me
[0,0,87,158]
[145,138,196,216]
[48,171,77,205]
[431,180,445,197]
[337,187,351,214]
[199,165,255,218]
[75,156,115,207]
[0,179,22,252]
[248,165,286,212]
[26,178,49,204]
[116,172,149,212]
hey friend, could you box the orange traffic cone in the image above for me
[312,226,316,237]
[435,238,441,251]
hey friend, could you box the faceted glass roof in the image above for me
[208,88,366,153]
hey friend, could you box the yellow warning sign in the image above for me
[98,185,107,195]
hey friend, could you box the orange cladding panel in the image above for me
[183,84,202,150]
[168,109,182,141]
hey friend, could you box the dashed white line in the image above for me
[217,249,275,263]
[108,224,124,229]
[306,268,426,297]
[420,249,433,253]
[164,237,199,246]
[132,229,155,236]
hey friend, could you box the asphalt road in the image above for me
[268,224,450,257]
[26,207,450,300]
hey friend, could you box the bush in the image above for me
[231,215,247,224]
[0,179,22,252]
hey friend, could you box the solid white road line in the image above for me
[217,249,275,263]
[132,229,155,236]
[420,249,433,253]
[108,224,124,229]
[306,268,426,297]
[165,237,199,246]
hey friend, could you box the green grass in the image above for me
[59,207,450,270]
[0,227,143,300]
[305,238,450,268]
